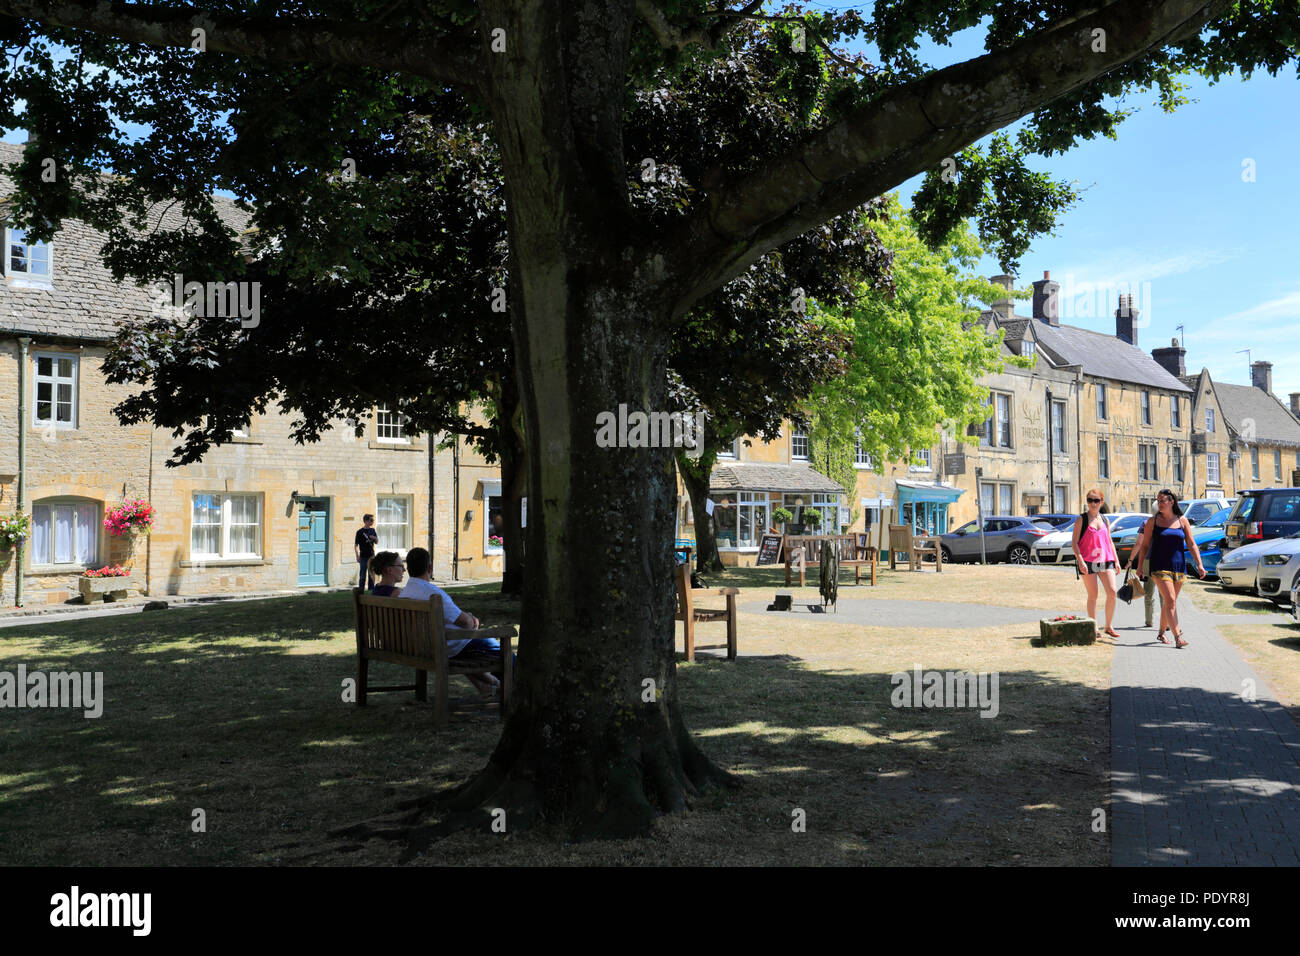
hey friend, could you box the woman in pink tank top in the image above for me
[1071,487,1121,638]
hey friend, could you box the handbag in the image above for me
[1116,570,1138,604]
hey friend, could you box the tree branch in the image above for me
[0,0,481,90]
[658,0,1233,315]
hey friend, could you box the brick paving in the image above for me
[1111,593,1300,865]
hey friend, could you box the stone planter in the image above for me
[79,573,137,603]
[1037,616,1096,646]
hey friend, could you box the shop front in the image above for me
[894,479,965,536]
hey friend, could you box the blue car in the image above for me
[1113,507,1230,576]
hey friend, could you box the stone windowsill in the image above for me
[27,565,95,576]
[179,558,272,569]
[367,439,426,452]
[222,436,264,446]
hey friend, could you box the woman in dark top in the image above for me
[1128,490,1205,648]
[368,551,405,597]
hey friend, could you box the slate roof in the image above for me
[0,141,252,342]
[710,463,844,495]
[996,313,1191,392]
[1213,382,1300,447]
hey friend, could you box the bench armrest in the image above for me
[690,587,739,597]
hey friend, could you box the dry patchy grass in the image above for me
[0,565,1110,866]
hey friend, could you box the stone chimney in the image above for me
[1115,294,1139,347]
[1031,270,1060,327]
[1151,337,1186,378]
[990,274,1015,320]
[1290,392,1300,418]
[1252,360,1273,393]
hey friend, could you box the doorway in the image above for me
[297,497,330,586]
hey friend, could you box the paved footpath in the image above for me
[1111,592,1300,865]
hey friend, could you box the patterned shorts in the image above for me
[1150,570,1186,583]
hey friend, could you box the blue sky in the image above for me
[883,18,1300,400]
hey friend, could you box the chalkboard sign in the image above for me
[756,534,784,566]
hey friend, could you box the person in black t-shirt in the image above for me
[354,514,379,590]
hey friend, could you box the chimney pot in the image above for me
[1032,270,1060,327]
[1115,294,1140,347]
[1290,392,1300,417]
[1251,360,1273,394]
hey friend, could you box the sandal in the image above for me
[1157,631,1169,644]
[1174,631,1188,649]
[1104,627,1121,638]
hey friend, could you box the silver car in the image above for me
[1216,534,1300,592]
[1255,536,1300,602]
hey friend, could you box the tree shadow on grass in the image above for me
[0,596,1122,866]
[1110,682,1300,865]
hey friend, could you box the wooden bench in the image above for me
[782,534,877,587]
[888,524,943,572]
[674,563,738,661]
[352,589,515,727]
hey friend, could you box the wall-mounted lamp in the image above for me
[290,490,300,503]
[464,509,474,523]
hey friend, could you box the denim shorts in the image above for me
[1084,560,1117,574]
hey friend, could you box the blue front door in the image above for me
[297,498,329,586]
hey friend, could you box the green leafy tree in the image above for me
[0,0,1289,839]
[811,195,1027,477]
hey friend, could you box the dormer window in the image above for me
[6,227,52,286]
[1023,340,1035,356]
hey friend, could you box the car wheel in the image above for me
[1008,544,1030,565]
[941,546,953,564]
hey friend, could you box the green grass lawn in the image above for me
[1,568,1110,866]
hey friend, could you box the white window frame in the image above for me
[1275,448,1283,481]
[1138,443,1159,482]
[717,437,739,459]
[1207,452,1221,485]
[484,493,505,555]
[1051,400,1066,454]
[791,429,809,461]
[1206,408,1215,432]
[6,226,53,286]
[29,497,99,568]
[376,494,412,552]
[1141,390,1151,425]
[1097,383,1108,421]
[1251,445,1260,480]
[375,402,410,444]
[1173,445,1184,483]
[995,393,1012,447]
[33,351,78,429]
[191,493,262,559]
[1053,484,1069,513]
[1171,395,1181,429]
[853,430,873,469]
[1098,439,1110,480]
[909,448,933,472]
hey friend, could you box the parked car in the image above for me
[1221,488,1300,551]
[1255,540,1300,602]
[1182,497,1235,526]
[1029,512,1148,565]
[1215,534,1300,592]
[1028,513,1082,530]
[1113,507,1232,574]
[1290,575,1300,622]
[938,516,1056,564]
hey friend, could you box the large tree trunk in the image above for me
[437,0,731,838]
[677,450,724,573]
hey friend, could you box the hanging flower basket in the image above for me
[104,499,155,537]
[0,511,31,552]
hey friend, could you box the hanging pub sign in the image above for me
[756,534,784,566]
[944,453,966,475]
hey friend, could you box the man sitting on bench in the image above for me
[398,547,505,701]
